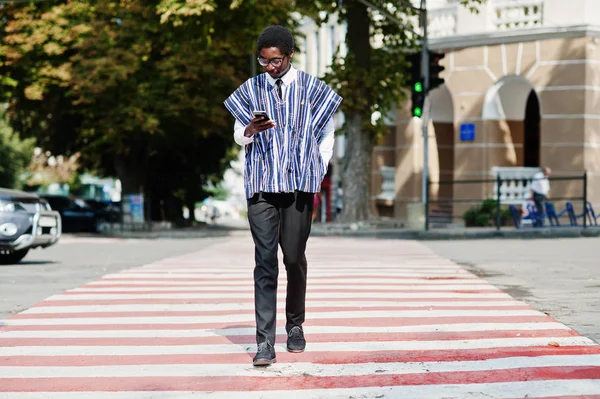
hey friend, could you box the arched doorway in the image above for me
[482,75,542,168]
[524,90,541,167]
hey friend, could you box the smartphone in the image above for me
[252,110,270,121]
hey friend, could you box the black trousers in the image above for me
[533,192,546,226]
[247,191,314,345]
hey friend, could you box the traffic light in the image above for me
[408,52,424,118]
[411,80,425,118]
[429,51,445,91]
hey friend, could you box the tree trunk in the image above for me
[339,0,373,222]
[341,113,373,222]
[114,151,146,196]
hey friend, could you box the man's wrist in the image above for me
[244,125,254,137]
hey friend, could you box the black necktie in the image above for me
[276,79,283,99]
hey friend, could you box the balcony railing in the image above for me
[492,0,543,31]
[428,0,545,38]
[428,5,458,38]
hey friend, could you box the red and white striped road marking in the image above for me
[1,235,599,398]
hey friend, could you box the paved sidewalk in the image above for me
[1,233,600,397]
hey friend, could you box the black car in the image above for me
[40,195,108,233]
[0,188,61,264]
[83,199,121,224]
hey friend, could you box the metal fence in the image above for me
[425,173,588,231]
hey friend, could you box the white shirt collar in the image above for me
[265,64,297,87]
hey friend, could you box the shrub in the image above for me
[463,198,512,227]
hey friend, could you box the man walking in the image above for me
[531,166,551,226]
[224,25,342,366]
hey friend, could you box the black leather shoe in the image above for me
[253,341,276,366]
[287,326,306,353]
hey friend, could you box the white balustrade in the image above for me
[428,5,458,38]
[491,166,541,204]
[378,166,396,201]
[491,0,544,31]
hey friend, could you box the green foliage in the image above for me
[0,114,35,189]
[463,198,512,227]
[0,0,296,221]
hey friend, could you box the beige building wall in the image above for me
[372,34,600,222]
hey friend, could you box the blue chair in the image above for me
[525,203,541,227]
[565,202,580,226]
[586,202,598,226]
[509,205,521,228]
[545,202,573,227]
[545,202,560,226]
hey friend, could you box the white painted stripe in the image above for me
[0,323,571,338]
[3,310,542,325]
[45,292,510,300]
[0,337,595,356]
[2,355,600,378]
[5,380,599,399]
[19,300,523,314]
[136,268,464,274]
[68,284,499,293]
[102,271,473,278]
[87,278,486,286]
[3,380,600,398]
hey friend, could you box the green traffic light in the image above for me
[414,107,422,117]
[414,82,423,93]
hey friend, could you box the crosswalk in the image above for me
[1,234,599,398]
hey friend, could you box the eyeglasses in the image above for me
[257,55,286,67]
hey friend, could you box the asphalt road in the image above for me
[0,235,227,319]
[425,237,600,344]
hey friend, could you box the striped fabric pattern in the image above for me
[1,234,600,397]
[224,71,342,199]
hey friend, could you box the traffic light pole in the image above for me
[420,0,429,206]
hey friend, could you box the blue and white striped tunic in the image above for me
[224,70,343,199]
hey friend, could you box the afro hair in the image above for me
[256,25,294,55]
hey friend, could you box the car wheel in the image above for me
[94,218,108,233]
[0,249,30,265]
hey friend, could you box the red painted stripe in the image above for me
[0,329,579,347]
[82,281,487,288]
[3,346,599,367]
[60,288,502,295]
[1,316,554,330]
[10,306,533,319]
[32,297,515,306]
[1,366,599,392]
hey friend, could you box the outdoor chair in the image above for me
[509,205,521,228]
[585,202,599,226]
[545,202,571,227]
[565,202,581,226]
[526,203,543,227]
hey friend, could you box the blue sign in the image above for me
[460,123,475,141]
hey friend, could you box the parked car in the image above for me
[40,195,107,233]
[83,199,122,224]
[0,188,61,264]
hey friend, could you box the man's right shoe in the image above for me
[253,341,276,366]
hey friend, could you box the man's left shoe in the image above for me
[286,326,306,353]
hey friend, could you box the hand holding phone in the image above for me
[252,110,270,121]
[245,110,276,137]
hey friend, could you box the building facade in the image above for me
[374,0,600,222]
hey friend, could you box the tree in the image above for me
[296,0,484,221]
[0,0,297,221]
[0,114,34,189]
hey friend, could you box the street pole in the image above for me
[420,0,429,205]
